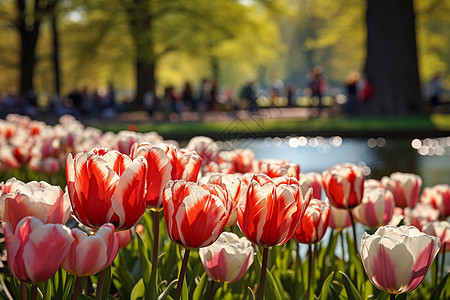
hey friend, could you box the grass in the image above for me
[92,113,450,141]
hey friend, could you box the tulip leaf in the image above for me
[100,264,113,300]
[77,294,95,300]
[316,271,334,300]
[339,271,362,300]
[192,273,208,300]
[157,279,178,300]
[136,234,152,283]
[245,286,256,300]
[181,275,188,300]
[430,272,449,300]
[130,278,145,300]
[265,267,284,300]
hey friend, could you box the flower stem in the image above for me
[207,280,216,300]
[339,230,346,262]
[441,243,446,280]
[150,210,160,297]
[174,248,190,300]
[257,247,269,300]
[434,255,439,286]
[20,282,27,300]
[31,285,37,300]
[390,294,396,300]
[95,268,106,300]
[307,244,315,300]
[349,210,358,255]
[72,276,82,300]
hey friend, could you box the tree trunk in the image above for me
[18,18,40,96]
[51,11,61,96]
[364,0,423,116]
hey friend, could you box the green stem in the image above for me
[339,230,346,262]
[441,243,446,280]
[72,276,82,300]
[434,255,439,286]
[174,249,190,300]
[150,210,160,296]
[349,210,358,255]
[207,280,216,300]
[95,268,106,300]
[307,244,314,300]
[257,247,269,300]
[31,285,37,300]
[20,282,27,300]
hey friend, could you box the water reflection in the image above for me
[228,136,450,188]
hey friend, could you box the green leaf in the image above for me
[245,286,255,300]
[430,272,449,300]
[339,271,362,300]
[77,294,95,300]
[130,278,145,300]
[101,265,113,300]
[158,279,178,300]
[265,267,284,300]
[136,233,152,283]
[192,273,208,300]
[317,271,334,300]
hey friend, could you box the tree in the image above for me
[364,0,423,116]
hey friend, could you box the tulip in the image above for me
[66,148,147,230]
[420,184,450,219]
[381,172,422,208]
[322,163,364,209]
[130,142,172,210]
[163,180,231,249]
[405,203,439,231]
[3,216,74,283]
[360,225,440,295]
[163,180,231,300]
[353,187,395,228]
[62,223,119,277]
[238,174,312,247]
[0,178,71,230]
[294,199,330,244]
[258,159,300,180]
[157,143,202,182]
[300,172,323,200]
[201,173,247,226]
[422,220,450,253]
[328,205,352,231]
[199,232,254,283]
[186,136,220,165]
[115,227,135,249]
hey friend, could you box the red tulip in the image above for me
[66,148,147,230]
[381,172,422,208]
[294,199,330,244]
[322,163,364,209]
[131,142,172,210]
[163,180,231,249]
[62,223,119,277]
[0,178,71,230]
[186,136,220,165]
[157,144,202,182]
[3,217,74,283]
[237,174,312,247]
[258,159,300,180]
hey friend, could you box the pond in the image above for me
[225,135,450,188]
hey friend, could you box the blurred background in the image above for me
[0,0,449,120]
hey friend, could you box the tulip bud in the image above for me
[381,172,422,208]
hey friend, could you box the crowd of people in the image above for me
[1,69,447,121]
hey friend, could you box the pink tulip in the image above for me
[115,227,135,249]
[381,172,422,208]
[0,178,71,230]
[199,232,254,283]
[420,184,450,219]
[353,187,395,228]
[322,163,364,209]
[422,220,450,253]
[186,136,220,165]
[300,172,323,200]
[130,142,172,210]
[328,204,352,230]
[405,203,439,231]
[3,217,74,283]
[62,223,119,277]
[361,225,440,295]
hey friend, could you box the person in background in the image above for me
[344,71,360,116]
[428,73,444,111]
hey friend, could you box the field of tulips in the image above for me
[0,113,449,300]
